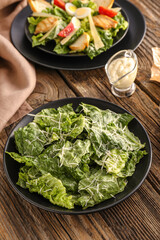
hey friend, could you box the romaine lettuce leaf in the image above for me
[88,124,145,157]
[34,104,85,139]
[14,122,49,156]
[65,114,86,138]
[53,43,70,54]
[79,103,134,127]
[112,12,129,37]
[34,104,74,126]
[17,166,75,209]
[93,149,129,174]
[72,0,97,10]
[32,33,46,47]
[34,107,72,131]
[8,144,78,193]
[78,169,127,209]
[79,103,144,156]
[53,6,71,22]
[117,150,147,177]
[85,28,113,59]
[6,152,35,166]
[58,139,91,168]
[32,141,78,192]
[41,5,71,22]
[17,165,42,188]
[37,142,87,191]
[80,17,90,32]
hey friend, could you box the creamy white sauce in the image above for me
[108,57,137,89]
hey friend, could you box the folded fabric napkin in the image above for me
[0,0,36,132]
[150,47,160,82]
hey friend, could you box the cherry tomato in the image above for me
[99,6,117,18]
[58,22,74,37]
[54,0,65,10]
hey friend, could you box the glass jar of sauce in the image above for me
[105,50,138,97]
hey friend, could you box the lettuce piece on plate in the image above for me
[117,150,147,177]
[92,149,147,176]
[79,103,144,157]
[79,103,134,127]
[34,104,75,128]
[78,168,127,209]
[111,12,129,37]
[17,166,75,209]
[58,139,91,168]
[34,104,85,139]
[85,29,113,59]
[6,152,36,166]
[52,6,71,22]
[88,124,145,157]
[72,0,97,10]
[92,149,129,174]
[53,43,70,54]
[14,122,49,156]
[8,142,78,193]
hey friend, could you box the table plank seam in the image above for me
[57,70,83,97]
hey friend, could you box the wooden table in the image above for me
[0,0,160,239]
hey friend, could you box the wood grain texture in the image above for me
[0,0,160,239]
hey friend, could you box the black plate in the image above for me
[24,2,129,57]
[11,0,146,70]
[3,97,152,215]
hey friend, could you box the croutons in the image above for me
[93,14,118,30]
[94,0,114,9]
[69,32,90,51]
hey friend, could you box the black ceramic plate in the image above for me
[4,97,152,215]
[24,2,129,57]
[10,0,146,70]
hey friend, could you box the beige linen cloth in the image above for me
[150,47,160,82]
[0,0,36,132]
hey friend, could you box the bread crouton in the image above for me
[69,32,90,51]
[94,0,114,9]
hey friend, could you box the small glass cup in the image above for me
[105,50,138,97]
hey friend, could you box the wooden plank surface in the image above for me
[0,0,160,239]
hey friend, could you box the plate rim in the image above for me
[3,97,152,215]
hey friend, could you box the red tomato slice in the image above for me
[58,22,75,37]
[99,6,117,18]
[54,0,65,10]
